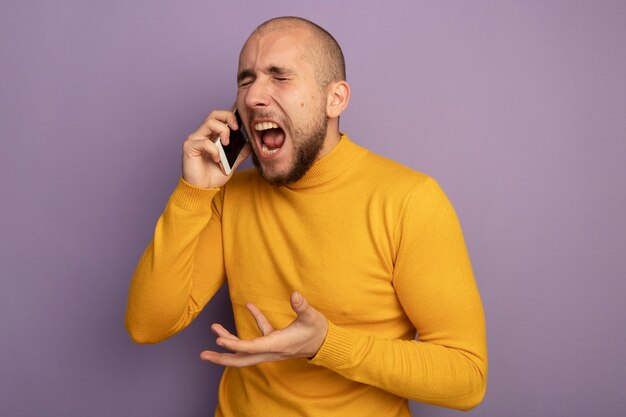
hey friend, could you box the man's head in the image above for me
[236,17,350,186]
[254,17,346,89]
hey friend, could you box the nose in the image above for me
[244,77,271,109]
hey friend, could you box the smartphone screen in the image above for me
[222,110,249,168]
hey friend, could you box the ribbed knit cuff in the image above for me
[309,321,356,370]
[169,177,220,213]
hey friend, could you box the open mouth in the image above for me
[254,121,286,158]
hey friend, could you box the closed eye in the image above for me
[267,65,294,82]
[237,69,255,87]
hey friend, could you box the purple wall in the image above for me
[2,1,625,416]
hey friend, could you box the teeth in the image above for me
[261,143,280,155]
[255,122,279,131]
[255,121,282,156]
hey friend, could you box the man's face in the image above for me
[236,28,328,185]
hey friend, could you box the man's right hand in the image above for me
[182,110,251,189]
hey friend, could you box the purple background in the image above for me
[2,1,625,416]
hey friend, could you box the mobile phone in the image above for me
[215,109,249,175]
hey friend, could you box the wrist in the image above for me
[170,177,220,212]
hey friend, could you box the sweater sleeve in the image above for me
[125,177,227,344]
[310,178,488,411]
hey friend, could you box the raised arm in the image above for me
[125,109,251,343]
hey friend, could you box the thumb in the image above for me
[290,291,312,317]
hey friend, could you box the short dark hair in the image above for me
[253,16,346,88]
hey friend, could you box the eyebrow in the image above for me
[237,65,294,84]
[237,69,255,84]
[267,65,292,76]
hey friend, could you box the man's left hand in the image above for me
[199,291,328,367]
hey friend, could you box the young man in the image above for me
[126,16,487,417]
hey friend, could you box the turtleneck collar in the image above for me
[286,134,367,190]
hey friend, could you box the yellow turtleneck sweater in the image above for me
[126,135,487,416]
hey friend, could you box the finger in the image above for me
[246,303,275,336]
[291,291,323,326]
[217,334,276,355]
[290,291,311,316]
[189,118,231,146]
[202,110,236,130]
[202,111,238,146]
[200,350,280,368]
[223,111,238,132]
[183,138,221,163]
[211,323,239,340]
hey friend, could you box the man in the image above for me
[126,16,487,417]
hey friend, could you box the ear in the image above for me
[326,81,350,119]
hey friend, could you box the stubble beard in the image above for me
[252,108,328,187]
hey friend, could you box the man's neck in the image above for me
[317,128,342,160]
